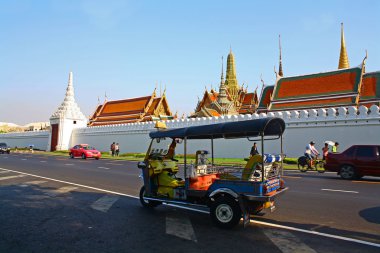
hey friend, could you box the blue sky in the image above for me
[1,0,379,125]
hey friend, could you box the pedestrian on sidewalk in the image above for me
[115,143,120,156]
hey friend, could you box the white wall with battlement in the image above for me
[0,131,49,150]
[1,105,380,158]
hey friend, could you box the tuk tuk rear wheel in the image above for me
[139,186,161,208]
[210,196,241,229]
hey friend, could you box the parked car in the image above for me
[324,145,380,179]
[69,144,101,160]
[0,143,11,154]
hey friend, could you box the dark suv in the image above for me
[0,143,11,154]
[324,145,380,179]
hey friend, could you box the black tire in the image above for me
[81,153,86,159]
[95,157,99,160]
[297,157,308,172]
[340,165,356,180]
[69,153,74,159]
[7,150,10,154]
[210,196,241,229]
[139,186,161,208]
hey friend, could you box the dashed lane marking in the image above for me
[98,167,110,170]
[65,164,74,166]
[0,175,27,181]
[166,212,197,242]
[0,171,11,174]
[264,229,317,253]
[91,195,119,213]
[40,161,47,163]
[56,158,67,161]
[321,188,359,194]
[45,186,78,197]
[105,163,123,166]
[21,159,27,160]
[1,167,379,249]
[2,156,8,159]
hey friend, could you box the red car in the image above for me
[324,145,380,179]
[69,144,101,160]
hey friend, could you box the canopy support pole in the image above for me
[211,138,214,165]
[261,132,265,182]
[280,132,284,176]
[184,137,187,178]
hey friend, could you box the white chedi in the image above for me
[50,72,86,121]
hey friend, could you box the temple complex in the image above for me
[258,24,380,112]
[88,89,174,126]
[191,49,258,117]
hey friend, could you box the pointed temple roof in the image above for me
[191,50,259,117]
[278,35,284,77]
[338,23,350,69]
[50,72,87,121]
[88,90,173,126]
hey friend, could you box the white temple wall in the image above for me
[1,105,380,157]
[0,131,49,150]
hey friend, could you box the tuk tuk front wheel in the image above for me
[139,186,161,208]
[210,196,241,229]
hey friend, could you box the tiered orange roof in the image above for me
[88,90,173,126]
[268,66,364,111]
[239,92,258,114]
[360,71,380,107]
[257,86,274,113]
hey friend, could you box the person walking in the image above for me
[322,143,329,160]
[110,142,116,156]
[115,143,120,156]
[332,142,339,153]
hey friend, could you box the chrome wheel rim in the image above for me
[216,204,233,223]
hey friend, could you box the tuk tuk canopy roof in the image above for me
[149,117,285,140]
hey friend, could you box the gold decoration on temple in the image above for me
[338,23,350,69]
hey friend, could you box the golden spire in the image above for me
[338,23,350,69]
[278,34,283,77]
[220,56,225,85]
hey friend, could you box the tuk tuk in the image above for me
[137,117,288,228]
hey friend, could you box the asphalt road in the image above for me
[0,152,379,253]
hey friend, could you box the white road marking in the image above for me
[321,188,359,194]
[0,175,27,181]
[0,168,138,199]
[166,213,197,242]
[64,163,74,166]
[1,167,379,248]
[0,171,11,174]
[253,220,380,249]
[40,161,47,163]
[264,229,317,253]
[98,167,110,170]
[21,159,27,160]
[91,195,119,213]
[3,157,8,159]
[45,186,78,197]
[24,180,48,185]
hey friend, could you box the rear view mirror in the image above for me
[137,161,147,169]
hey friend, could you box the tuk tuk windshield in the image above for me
[149,137,182,159]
